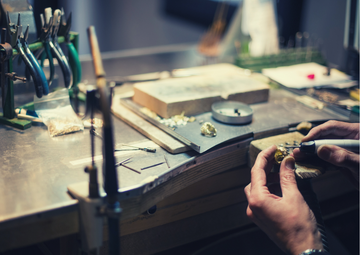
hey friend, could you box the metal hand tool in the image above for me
[8,13,49,98]
[58,8,81,86]
[51,8,72,89]
[38,11,54,86]
[115,157,131,167]
[38,8,72,89]
[87,25,120,255]
[141,161,165,170]
[285,139,359,154]
[21,25,49,96]
[115,143,156,153]
[90,128,102,139]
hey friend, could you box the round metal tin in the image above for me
[211,101,253,124]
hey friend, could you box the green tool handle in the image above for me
[67,41,82,85]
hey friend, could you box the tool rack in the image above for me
[0,31,80,130]
[235,47,327,72]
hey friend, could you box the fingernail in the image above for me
[283,156,295,170]
[318,145,331,160]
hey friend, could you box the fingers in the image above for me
[244,183,251,199]
[302,120,360,142]
[279,156,299,198]
[318,145,360,171]
[250,145,277,190]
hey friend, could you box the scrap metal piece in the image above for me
[274,146,288,164]
[200,122,217,137]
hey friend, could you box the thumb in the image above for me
[279,156,298,197]
[318,145,360,171]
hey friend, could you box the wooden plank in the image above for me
[120,167,250,236]
[117,202,251,255]
[157,166,250,208]
[112,94,191,154]
[132,63,270,118]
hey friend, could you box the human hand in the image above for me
[244,145,323,255]
[293,120,359,188]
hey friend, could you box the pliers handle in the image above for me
[58,9,81,86]
[20,26,49,97]
[8,13,49,98]
[51,8,72,89]
[38,8,73,89]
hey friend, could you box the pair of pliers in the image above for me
[57,8,82,87]
[7,12,49,98]
[38,8,72,89]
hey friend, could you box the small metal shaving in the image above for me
[47,119,83,137]
[140,108,196,129]
[200,122,217,137]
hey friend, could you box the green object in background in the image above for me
[235,48,327,72]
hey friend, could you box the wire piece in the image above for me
[141,162,165,170]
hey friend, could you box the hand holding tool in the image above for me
[285,139,359,154]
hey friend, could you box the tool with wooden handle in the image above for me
[87,25,120,255]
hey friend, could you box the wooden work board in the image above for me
[112,94,191,154]
[132,63,270,118]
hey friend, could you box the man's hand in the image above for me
[244,145,323,255]
[293,120,359,188]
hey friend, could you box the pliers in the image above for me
[38,8,72,89]
[7,12,49,98]
[57,8,82,87]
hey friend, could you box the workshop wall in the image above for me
[55,0,353,74]
[58,0,206,56]
[300,0,348,72]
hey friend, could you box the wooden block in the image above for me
[112,94,191,154]
[133,63,270,118]
[119,166,250,236]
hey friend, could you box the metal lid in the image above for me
[211,101,253,124]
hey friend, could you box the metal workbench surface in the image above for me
[0,45,350,248]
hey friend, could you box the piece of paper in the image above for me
[262,62,354,89]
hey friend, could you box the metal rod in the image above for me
[141,162,165,170]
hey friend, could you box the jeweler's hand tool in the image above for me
[141,161,165,170]
[51,8,72,89]
[8,13,49,98]
[58,8,81,86]
[21,25,49,96]
[114,153,141,174]
[285,139,359,154]
[115,157,132,167]
[38,11,54,86]
[38,8,72,89]
[115,143,156,153]
[90,128,102,139]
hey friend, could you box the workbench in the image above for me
[0,45,357,255]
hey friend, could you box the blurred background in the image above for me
[27,0,356,75]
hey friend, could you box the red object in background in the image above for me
[307,74,315,79]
